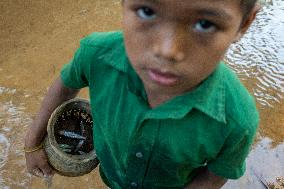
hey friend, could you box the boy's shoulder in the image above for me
[77,31,127,72]
[221,63,259,129]
[80,31,124,49]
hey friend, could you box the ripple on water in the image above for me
[0,98,32,188]
[0,134,10,169]
[225,0,284,108]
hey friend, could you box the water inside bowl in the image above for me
[54,108,94,155]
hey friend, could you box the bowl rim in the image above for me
[46,98,97,162]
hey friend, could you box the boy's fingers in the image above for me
[32,168,44,178]
[41,163,55,177]
[25,150,54,178]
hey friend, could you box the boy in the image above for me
[25,0,260,188]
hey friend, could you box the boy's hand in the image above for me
[24,77,80,178]
[25,149,55,178]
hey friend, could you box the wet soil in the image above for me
[0,0,121,188]
[0,0,283,188]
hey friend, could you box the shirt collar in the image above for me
[99,34,128,73]
[100,33,148,100]
[187,63,226,123]
[143,63,226,123]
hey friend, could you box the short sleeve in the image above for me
[61,44,89,89]
[207,117,258,179]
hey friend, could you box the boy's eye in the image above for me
[194,20,217,33]
[136,7,156,20]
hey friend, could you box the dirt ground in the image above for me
[0,0,122,103]
[0,0,122,188]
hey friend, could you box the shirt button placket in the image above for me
[128,152,143,188]
[126,120,160,189]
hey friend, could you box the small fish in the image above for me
[58,144,73,149]
[58,130,86,140]
[74,140,85,153]
[61,148,72,153]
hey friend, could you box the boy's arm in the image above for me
[184,167,227,189]
[24,77,80,177]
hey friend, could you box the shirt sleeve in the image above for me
[207,117,259,179]
[60,44,89,89]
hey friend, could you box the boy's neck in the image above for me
[147,93,170,109]
[144,80,199,108]
[145,88,181,109]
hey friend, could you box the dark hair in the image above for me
[240,0,258,20]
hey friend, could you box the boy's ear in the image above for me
[234,4,261,42]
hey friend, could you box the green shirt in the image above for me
[61,31,259,189]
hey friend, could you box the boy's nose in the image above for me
[153,26,186,63]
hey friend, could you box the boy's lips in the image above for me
[147,69,179,86]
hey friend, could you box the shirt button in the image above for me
[135,152,143,158]
[130,182,138,187]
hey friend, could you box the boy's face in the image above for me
[122,0,257,96]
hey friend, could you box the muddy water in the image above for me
[222,1,284,188]
[225,0,284,147]
[0,0,283,188]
